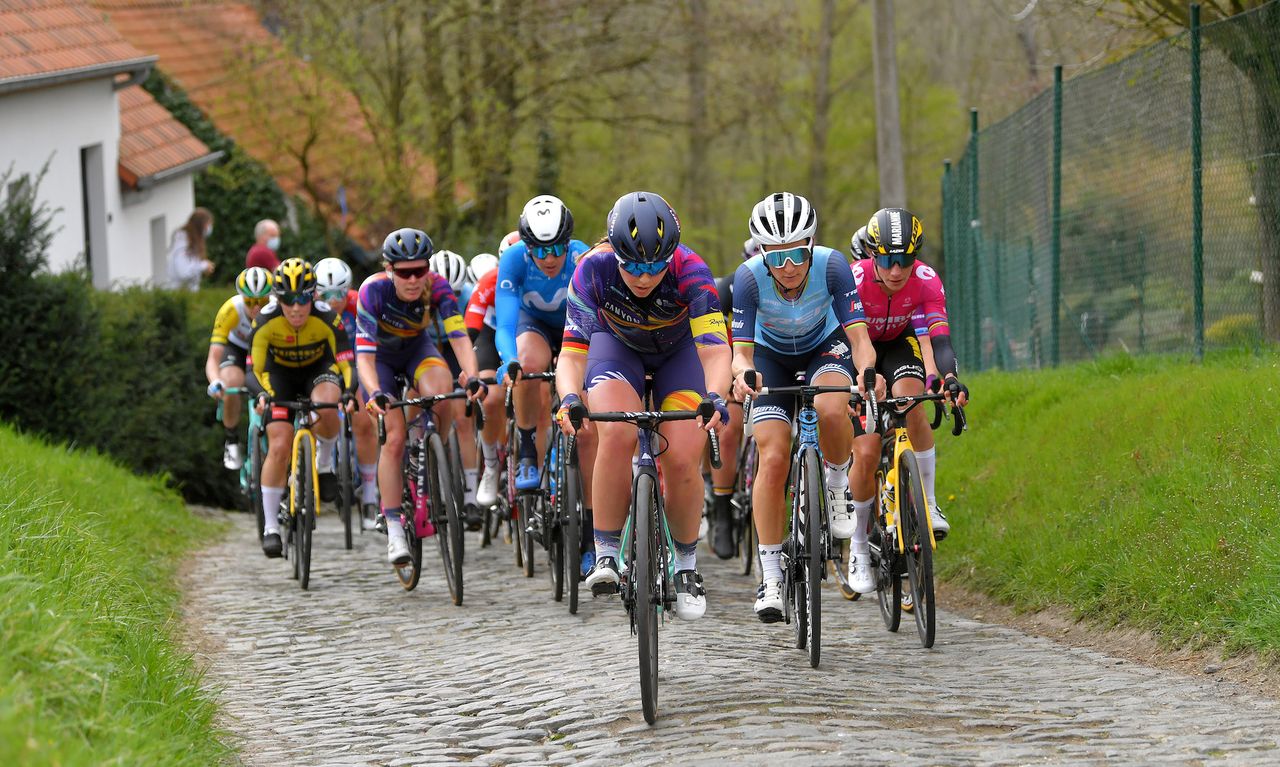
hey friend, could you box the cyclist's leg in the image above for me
[366,350,411,537]
[259,373,301,556]
[808,332,856,537]
[350,388,380,517]
[886,333,945,537]
[219,346,248,469]
[705,396,740,559]
[310,365,343,501]
[474,325,505,506]
[512,312,553,487]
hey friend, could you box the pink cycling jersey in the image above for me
[850,259,949,342]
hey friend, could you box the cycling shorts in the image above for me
[473,325,500,372]
[360,332,448,400]
[219,343,248,371]
[583,332,705,411]
[873,331,926,389]
[264,361,343,424]
[517,310,563,359]
[749,328,854,425]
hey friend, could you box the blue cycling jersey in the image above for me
[731,246,864,356]
[495,238,589,364]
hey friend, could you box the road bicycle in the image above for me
[335,406,356,549]
[215,386,267,539]
[270,398,343,590]
[742,370,861,669]
[567,393,720,725]
[504,370,557,578]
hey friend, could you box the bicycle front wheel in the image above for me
[900,450,935,648]
[295,437,315,590]
[736,437,757,576]
[430,433,465,605]
[787,456,807,651]
[337,418,354,550]
[248,423,265,542]
[564,456,582,615]
[634,472,660,725]
[802,449,823,669]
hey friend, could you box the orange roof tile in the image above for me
[117,83,217,189]
[0,0,152,86]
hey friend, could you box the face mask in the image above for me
[204,224,213,238]
[267,236,281,251]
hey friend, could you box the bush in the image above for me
[1206,312,1261,348]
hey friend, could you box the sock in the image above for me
[673,538,698,573]
[385,515,406,540]
[594,527,622,561]
[759,544,784,583]
[916,447,937,506]
[824,456,851,493]
[518,427,536,459]
[851,496,874,545]
[481,440,499,466]
[224,426,238,443]
[358,463,378,504]
[262,485,284,535]
[316,435,336,472]
[464,468,478,505]
[581,508,594,552]
[712,486,734,497]
[382,505,401,521]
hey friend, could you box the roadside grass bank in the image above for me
[938,350,1280,659]
[0,425,232,765]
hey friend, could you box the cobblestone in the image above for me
[185,512,1280,765]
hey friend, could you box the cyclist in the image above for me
[848,208,969,580]
[314,257,381,526]
[356,228,486,566]
[247,258,355,557]
[465,251,507,509]
[556,190,730,621]
[205,267,272,470]
[849,226,871,261]
[730,192,877,617]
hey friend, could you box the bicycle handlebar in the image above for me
[569,403,721,469]
[375,388,483,445]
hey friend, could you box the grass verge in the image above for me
[0,424,232,765]
[938,350,1280,658]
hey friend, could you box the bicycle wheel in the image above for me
[634,472,660,725]
[899,450,935,648]
[429,433,465,605]
[874,481,903,631]
[447,426,466,514]
[337,417,354,550]
[564,454,582,615]
[295,437,315,590]
[802,449,824,669]
[546,433,566,601]
[248,422,265,542]
[785,455,807,651]
[507,424,524,570]
[736,437,757,576]
[395,440,424,591]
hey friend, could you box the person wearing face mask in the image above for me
[168,207,216,290]
[246,218,283,271]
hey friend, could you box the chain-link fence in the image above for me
[941,1,1280,371]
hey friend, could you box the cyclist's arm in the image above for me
[829,254,876,374]
[494,247,524,368]
[207,298,238,383]
[729,264,759,386]
[917,265,956,379]
[356,354,379,399]
[205,344,226,385]
[325,310,356,392]
[247,318,272,398]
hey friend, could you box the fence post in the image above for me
[1051,64,1063,367]
[1027,237,1038,367]
[1138,232,1147,354]
[1190,3,1205,361]
[941,159,956,358]
[968,108,982,369]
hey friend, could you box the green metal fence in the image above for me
[941,2,1280,371]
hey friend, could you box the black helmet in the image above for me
[606,191,681,264]
[518,195,574,247]
[381,227,433,263]
[849,225,872,260]
[865,208,924,257]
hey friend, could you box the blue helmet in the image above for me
[381,227,433,263]
[606,191,681,264]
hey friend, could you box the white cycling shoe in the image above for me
[673,569,706,620]
[828,486,854,539]
[929,503,950,541]
[848,543,876,594]
[754,579,784,623]
[223,441,243,471]
[386,527,411,565]
[476,465,500,507]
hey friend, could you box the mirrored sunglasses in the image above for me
[617,257,670,277]
[244,297,268,309]
[392,265,430,279]
[532,243,567,260]
[279,291,313,306]
[874,252,916,270]
[764,246,812,268]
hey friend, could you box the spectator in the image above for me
[245,218,282,270]
[168,207,215,290]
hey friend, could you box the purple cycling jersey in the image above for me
[355,271,466,356]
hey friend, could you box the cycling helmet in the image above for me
[865,208,924,257]
[381,227,433,263]
[430,249,468,292]
[606,191,681,264]
[749,192,817,250]
[273,257,316,294]
[236,266,273,298]
[467,252,499,283]
[849,226,872,260]
[499,230,521,253]
[313,257,352,296]
[741,238,760,261]
[518,195,574,247]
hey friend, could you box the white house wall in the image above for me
[118,178,193,287]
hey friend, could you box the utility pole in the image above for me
[871,0,906,207]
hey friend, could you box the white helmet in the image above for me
[748,192,817,250]
[430,249,468,292]
[518,195,574,246]
[467,252,499,283]
[499,230,521,254]
[313,258,352,298]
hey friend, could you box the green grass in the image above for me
[0,425,232,765]
[938,349,1280,657]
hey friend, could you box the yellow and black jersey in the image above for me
[247,302,354,397]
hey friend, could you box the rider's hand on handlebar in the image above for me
[340,391,357,413]
[500,360,522,386]
[207,380,225,400]
[463,374,487,402]
[944,375,969,408]
[732,369,760,401]
[254,393,268,415]
[556,392,587,436]
[365,390,389,416]
[700,393,730,433]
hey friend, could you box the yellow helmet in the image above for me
[272,258,315,295]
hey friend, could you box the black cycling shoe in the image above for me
[262,532,283,558]
[318,472,338,503]
[585,556,621,596]
[711,497,735,560]
[464,503,483,532]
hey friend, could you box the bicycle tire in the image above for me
[507,423,524,570]
[803,449,823,669]
[788,455,807,651]
[337,417,354,550]
[900,450,935,648]
[634,472,660,725]
[874,480,902,631]
[564,454,582,615]
[430,433,465,605]
[248,423,265,542]
[735,436,757,576]
[446,426,466,516]
[520,494,536,578]
[395,442,423,591]
[297,437,315,590]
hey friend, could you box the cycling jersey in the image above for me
[210,294,256,350]
[732,247,864,356]
[495,238,589,363]
[850,259,949,342]
[330,288,359,340]
[430,282,473,344]
[355,271,466,357]
[465,269,497,332]
[247,302,353,397]
[562,243,727,357]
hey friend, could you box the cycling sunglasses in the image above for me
[244,297,269,309]
[318,289,346,303]
[391,264,430,279]
[279,291,313,306]
[874,251,917,270]
[531,243,567,260]
[617,256,670,277]
[764,245,812,268]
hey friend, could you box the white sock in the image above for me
[464,468,478,505]
[824,456,851,495]
[481,440,498,466]
[386,516,406,541]
[262,485,284,535]
[316,436,336,472]
[358,463,378,504]
[851,496,874,546]
[759,544,784,583]
[916,447,937,506]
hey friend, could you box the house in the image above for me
[0,0,220,289]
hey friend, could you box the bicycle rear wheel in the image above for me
[802,449,823,669]
[736,437,757,576]
[634,472,660,725]
[337,417,354,550]
[248,423,265,542]
[395,445,423,591]
[430,433,465,605]
[507,424,525,571]
[295,438,315,590]
[900,450,935,648]
[564,456,582,615]
[873,488,902,631]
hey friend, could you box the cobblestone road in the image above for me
[184,512,1280,766]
